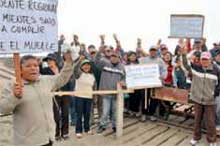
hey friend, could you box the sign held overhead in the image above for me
[169,14,205,39]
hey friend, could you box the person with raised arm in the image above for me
[0,51,74,146]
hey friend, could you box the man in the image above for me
[181,51,219,146]
[210,41,220,57]
[212,49,220,131]
[0,52,74,146]
[57,35,65,68]
[139,46,167,121]
[95,47,125,134]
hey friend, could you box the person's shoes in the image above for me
[112,127,116,133]
[85,130,94,135]
[128,111,134,117]
[141,115,146,122]
[97,126,106,134]
[76,133,83,139]
[190,139,198,146]
[62,134,69,140]
[55,136,62,141]
[209,143,217,146]
[216,125,220,131]
[150,116,157,122]
[135,112,142,118]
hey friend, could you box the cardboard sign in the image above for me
[169,14,205,39]
[155,87,189,104]
[0,0,58,55]
[125,64,162,89]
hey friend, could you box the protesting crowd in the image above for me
[1,34,220,146]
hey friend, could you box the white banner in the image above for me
[170,14,205,39]
[0,0,58,55]
[125,64,162,89]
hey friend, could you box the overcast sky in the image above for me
[57,0,220,52]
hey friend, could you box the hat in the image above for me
[160,44,168,50]
[111,51,120,58]
[149,45,157,51]
[43,53,57,62]
[201,51,211,60]
[80,59,91,67]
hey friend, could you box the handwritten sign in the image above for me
[0,0,58,54]
[125,64,162,89]
[169,14,205,39]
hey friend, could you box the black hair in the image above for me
[88,45,96,49]
[20,55,38,66]
[163,52,173,65]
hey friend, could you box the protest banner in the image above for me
[0,0,58,55]
[125,64,162,89]
[169,14,205,39]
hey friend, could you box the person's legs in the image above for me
[75,97,83,134]
[61,95,69,137]
[215,96,220,126]
[148,99,159,116]
[53,96,61,139]
[193,103,203,141]
[205,105,216,143]
[84,98,93,132]
[97,96,111,133]
[69,96,76,126]
[97,95,103,118]
[111,96,117,129]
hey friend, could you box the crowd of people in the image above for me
[1,34,220,146]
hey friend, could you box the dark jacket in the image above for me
[95,51,125,90]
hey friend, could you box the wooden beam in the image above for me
[13,53,22,85]
[116,83,124,138]
[53,89,134,96]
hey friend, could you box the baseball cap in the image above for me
[201,51,211,60]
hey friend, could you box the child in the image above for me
[74,59,96,138]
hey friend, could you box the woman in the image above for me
[160,52,176,120]
[74,59,96,138]
[41,53,70,141]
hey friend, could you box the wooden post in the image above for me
[13,53,22,85]
[144,89,147,109]
[116,83,124,138]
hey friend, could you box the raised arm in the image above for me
[51,51,74,91]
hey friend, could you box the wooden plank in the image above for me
[116,83,124,138]
[13,53,22,86]
[143,128,179,146]
[159,132,189,146]
[155,87,188,104]
[126,125,169,146]
[53,89,134,96]
[111,123,158,146]
[103,118,139,137]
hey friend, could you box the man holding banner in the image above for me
[139,45,167,121]
[0,51,73,146]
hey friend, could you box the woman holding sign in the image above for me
[0,52,74,146]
